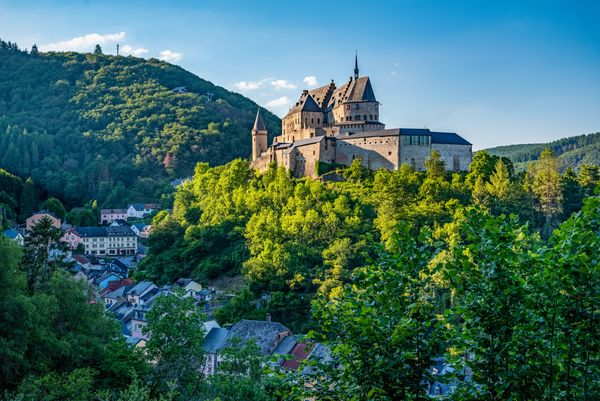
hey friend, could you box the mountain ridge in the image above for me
[0,40,280,206]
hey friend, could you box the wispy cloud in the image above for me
[121,45,148,57]
[234,79,267,91]
[265,96,290,107]
[271,79,296,90]
[303,76,318,86]
[159,49,183,62]
[40,32,125,52]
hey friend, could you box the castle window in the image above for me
[370,114,373,120]
[363,115,367,120]
[388,151,392,156]
[311,118,314,124]
[317,118,320,124]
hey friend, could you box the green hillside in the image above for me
[0,40,280,206]
[486,132,600,171]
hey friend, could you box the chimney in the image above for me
[266,313,272,323]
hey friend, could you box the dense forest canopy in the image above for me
[0,39,280,207]
[486,131,600,171]
[136,149,600,332]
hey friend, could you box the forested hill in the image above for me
[0,40,280,206]
[486,132,600,171]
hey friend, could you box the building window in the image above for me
[453,155,460,171]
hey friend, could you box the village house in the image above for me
[131,223,151,238]
[100,209,128,224]
[127,203,160,219]
[26,210,61,231]
[173,278,203,297]
[61,227,81,249]
[2,227,24,246]
[77,226,138,256]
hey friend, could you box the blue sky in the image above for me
[1,0,599,149]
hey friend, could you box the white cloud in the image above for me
[121,44,148,57]
[159,49,183,63]
[234,80,265,91]
[271,79,297,90]
[40,32,125,52]
[265,96,290,107]
[303,76,318,86]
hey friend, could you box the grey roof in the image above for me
[287,92,323,116]
[346,76,376,102]
[334,128,472,145]
[253,108,267,131]
[132,223,146,230]
[126,281,155,296]
[174,278,193,287]
[283,136,325,154]
[101,208,127,214]
[272,334,297,355]
[32,210,60,220]
[77,226,136,238]
[204,327,229,353]
[223,319,290,355]
[430,131,472,146]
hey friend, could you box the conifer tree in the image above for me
[531,149,563,236]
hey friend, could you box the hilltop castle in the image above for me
[251,57,472,177]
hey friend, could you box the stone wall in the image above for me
[335,135,399,170]
[399,144,431,170]
[432,143,473,171]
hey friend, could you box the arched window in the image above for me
[349,116,353,121]
[317,118,320,124]
[369,114,373,120]
[311,118,314,124]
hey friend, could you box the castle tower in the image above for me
[354,52,359,79]
[252,108,268,161]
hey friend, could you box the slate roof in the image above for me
[272,334,297,355]
[126,281,155,296]
[253,108,267,131]
[334,128,472,146]
[283,136,325,154]
[101,209,127,214]
[204,327,229,353]
[223,319,290,355]
[77,226,136,238]
[129,203,145,211]
[286,91,323,116]
[346,76,376,102]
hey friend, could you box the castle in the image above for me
[251,56,472,177]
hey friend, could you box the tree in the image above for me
[42,197,66,220]
[530,148,563,236]
[94,44,103,54]
[20,216,70,294]
[309,223,444,400]
[144,291,206,398]
[485,159,516,215]
[19,178,37,220]
[30,44,39,55]
[425,150,445,180]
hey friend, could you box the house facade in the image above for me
[61,227,81,249]
[77,226,138,256]
[127,204,159,219]
[2,228,24,246]
[100,209,128,224]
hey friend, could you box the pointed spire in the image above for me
[253,108,267,132]
[354,51,359,79]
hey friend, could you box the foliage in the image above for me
[486,131,600,171]
[144,291,206,399]
[0,39,280,205]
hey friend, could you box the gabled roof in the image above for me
[346,76,376,102]
[204,327,229,353]
[253,108,267,131]
[286,91,323,116]
[283,136,326,154]
[129,203,145,211]
[126,281,155,296]
[223,319,290,355]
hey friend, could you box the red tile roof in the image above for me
[280,342,314,370]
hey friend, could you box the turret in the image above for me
[252,108,268,161]
[354,52,359,80]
